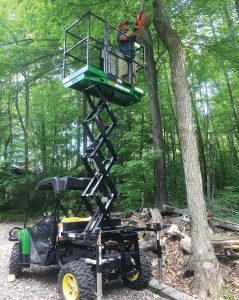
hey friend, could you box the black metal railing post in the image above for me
[86,12,91,66]
[103,22,109,75]
[63,30,66,79]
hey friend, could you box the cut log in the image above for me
[180,236,192,254]
[166,224,192,253]
[167,224,179,235]
[162,204,188,215]
[166,216,188,226]
[224,245,239,249]
[212,240,239,246]
[210,218,239,232]
[150,208,163,223]
[160,236,168,247]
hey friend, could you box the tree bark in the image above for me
[204,84,212,199]
[227,132,239,169]
[191,87,207,195]
[214,132,226,189]
[144,27,167,209]
[152,1,223,299]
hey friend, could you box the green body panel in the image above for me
[63,65,144,107]
[17,228,30,255]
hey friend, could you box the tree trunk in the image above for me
[209,18,239,143]
[65,126,69,169]
[144,27,167,209]
[40,118,47,172]
[235,0,239,18]
[227,132,239,169]
[152,1,223,298]
[204,84,211,199]
[191,87,207,195]
[23,71,29,171]
[83,93,88,154]
[15,73,29,171]
[140,112,144,159]
[76,92,82,167]
[1,82,13,161]
[223,69,239,140]
[214,132,226,189]
[51,123,57,166]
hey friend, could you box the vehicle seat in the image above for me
[60,216,91,232]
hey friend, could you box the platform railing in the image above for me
[63,12,145,85]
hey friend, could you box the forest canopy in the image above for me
[0,0,239,220]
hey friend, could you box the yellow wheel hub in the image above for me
[128,272,139,282]
[62,273,78,300]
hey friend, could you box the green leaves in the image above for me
[0,0,239,215]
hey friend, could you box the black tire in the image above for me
[9,243,22,278]
[58,259,96,300]
[125,252,152,289]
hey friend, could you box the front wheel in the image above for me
[125,252,152,289]
[58,259,96,300]
[9,243,22,278]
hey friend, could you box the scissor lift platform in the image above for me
[63,65,144,107]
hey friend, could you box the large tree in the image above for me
[144,26,167,209]
[152,0,223,299]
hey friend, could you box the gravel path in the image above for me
[0,223,165,300]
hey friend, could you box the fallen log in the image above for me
[210,217,239,232]
[150,208,163,223]
[180,236,191,254]
[212,239,239,247]
[166,224,192,254]
[166,224,180,236]
[162,204,188,216]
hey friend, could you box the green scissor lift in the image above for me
[8,12,162,300]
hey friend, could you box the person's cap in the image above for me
[118,21,129,30]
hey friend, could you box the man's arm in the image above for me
[119,30,136,41]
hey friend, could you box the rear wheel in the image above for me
[9,243,22,278]
[125,252,152,289]
[58,259,96,300]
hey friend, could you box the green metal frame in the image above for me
[63,65,144,107]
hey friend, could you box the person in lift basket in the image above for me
[116,14,145,84]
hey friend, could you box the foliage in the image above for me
[0,0,239,222]
[208,186,239,221]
